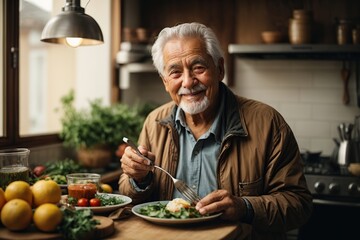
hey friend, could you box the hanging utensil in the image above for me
[338,123,345,141]
[341,61,351,105]
[344,123,353,141]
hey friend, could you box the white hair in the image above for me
[151,22,224,76]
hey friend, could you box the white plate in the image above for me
[62,193,132,213]
[132,201,222,225]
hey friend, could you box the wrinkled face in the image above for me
[161,37,224,115]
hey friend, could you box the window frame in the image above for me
[1,0,61,148]
[1,0,121,148]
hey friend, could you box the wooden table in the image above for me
[0,212,248,240]
[105,214,246,240]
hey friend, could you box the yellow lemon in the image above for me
[0,188,6,211]
[31,180,61,207]
[33,203,63,232]
[4,181,32,206]
[1,199,32,231]
[100,183,113,193]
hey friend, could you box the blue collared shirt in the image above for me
[173,98,225,199]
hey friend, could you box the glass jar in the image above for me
[0,148,30,189]
[66,173,100,200]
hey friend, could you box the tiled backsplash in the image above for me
[231,59,360,156]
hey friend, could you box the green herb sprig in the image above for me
[58,208,99,240]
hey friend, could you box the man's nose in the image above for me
[182,70,197,88]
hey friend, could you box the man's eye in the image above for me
[193,66,206,74]
[169,70,181,78]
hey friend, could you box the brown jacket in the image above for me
[119,83,313,239]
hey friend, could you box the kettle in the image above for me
[335,122,360,173]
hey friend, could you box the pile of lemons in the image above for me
[0,180,62,232]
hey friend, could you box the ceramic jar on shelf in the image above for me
[288,9,313,44]
[336,19,352,45]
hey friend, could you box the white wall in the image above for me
[76,0,111,108]
[231,59,360,156]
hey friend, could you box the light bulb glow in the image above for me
[65,37,83,47]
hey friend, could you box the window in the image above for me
[19,0,72,136]
[0,0,3,137]
[1,0,118,148]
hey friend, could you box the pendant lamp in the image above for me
[41,0,104,47]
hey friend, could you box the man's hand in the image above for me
[195,189,246,221]
[120,145,155,183]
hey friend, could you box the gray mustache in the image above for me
[178,84,207,95]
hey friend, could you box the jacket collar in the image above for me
[158,82,248,138]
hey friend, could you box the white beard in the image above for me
[179,95,210,114]
[178,83,209,114]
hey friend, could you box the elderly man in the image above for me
[119,22,312,239]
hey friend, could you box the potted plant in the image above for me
[59,90,150,168]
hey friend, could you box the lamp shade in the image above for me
[41,0,104,47]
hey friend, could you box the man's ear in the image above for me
[217,58,225,81]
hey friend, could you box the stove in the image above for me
[305,174,360,205]
[303,156,360,204]
[299,155,360,239]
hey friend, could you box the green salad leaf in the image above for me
[139,202,203,219]
[44,158,85,176]
[95,193,125,206]
[58,208,99,240]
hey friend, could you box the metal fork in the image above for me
[122,137,201,203]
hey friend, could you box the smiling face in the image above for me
[161,37,224,115]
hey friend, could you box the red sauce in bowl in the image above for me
[68,183,97,199]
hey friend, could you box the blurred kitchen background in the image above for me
[2,0,358,156]
[2,0,360,239]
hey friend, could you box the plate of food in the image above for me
[62,193,132,213]
[132,198,222,225]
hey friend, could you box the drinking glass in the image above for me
[0,148,30,189]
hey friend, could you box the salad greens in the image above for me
[67,193,125,207]
[30,158,85,185]
[58,208,99,240]
[44,158,85,176]
[95,193,125,206]
[139,202,203,219]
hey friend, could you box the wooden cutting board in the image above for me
[0,216,114,240]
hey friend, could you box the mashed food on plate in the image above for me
[138,198,203,219]
[165,198,191,212]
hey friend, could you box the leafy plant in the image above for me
[44,158,84,176]
[59,90,153,151]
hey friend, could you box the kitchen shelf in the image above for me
[118,62,156,89]
[228,44,360,60]
[228,43,360,107]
